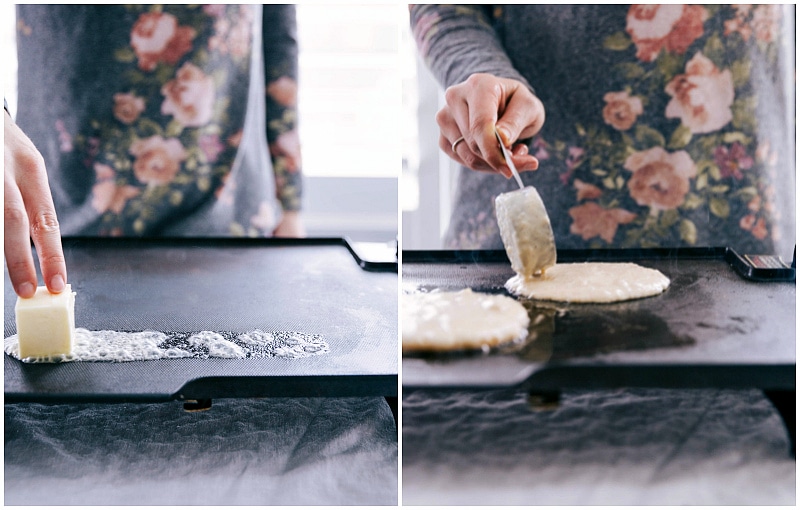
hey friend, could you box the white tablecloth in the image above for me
[402,388,794,505]
[5,397,397,505]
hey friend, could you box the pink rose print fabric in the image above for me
[602,91,644,131]
[160,62,216,128]
[131,12,196,72]
[624,147,697,210]
[130,135,187,185]
[665,52,734,134]
[15,5,302,237]
[626,5,708,62]
[411,5,793,253]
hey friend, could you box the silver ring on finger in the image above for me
[451,136,465,153]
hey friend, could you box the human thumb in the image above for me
[496,87,545,145]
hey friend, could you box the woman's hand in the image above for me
[272,210,306,238]
[4,112,67,298]
[437,73,546,178]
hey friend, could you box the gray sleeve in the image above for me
[409,4,532,91]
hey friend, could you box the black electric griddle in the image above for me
[5,237,397,405]
[402,247,794,392]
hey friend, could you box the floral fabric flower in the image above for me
[160,62,215,127]
[626,4,708,62]
[665,52,734,134]
[751,5,781,43]
[112,93,146,125]
[602,91,643,131]
[267,76,298,107]
[199,134,224,163]
[726,5,783,44]
[129,135,187,185]
[130,12,196,72]
[90,163,141,214]
[739,214,768,240]
[573,179,603,201]
[714,142,753,180]
[269,130,302,173]
[624,147,697,210]
[569,202,637,243]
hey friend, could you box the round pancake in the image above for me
[506,262,670,303]
[402,289,530,352]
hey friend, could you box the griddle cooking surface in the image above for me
[402,248,794,391]
[5,238,397,402]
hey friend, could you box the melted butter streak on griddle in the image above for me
[4,328,329,363]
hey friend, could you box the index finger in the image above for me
[465,84,507,173]
[4,179,38,298]
[16,154,67,294]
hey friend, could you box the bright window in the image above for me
[297,4,401,179]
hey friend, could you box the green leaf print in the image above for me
[735,186,759,200]
[707,164,722,181]
[114,47,136,63]
[165,120,184,138]
[730,60,752,89]
[655,52,684,80]
[682,193,704,210]
[615,62,646,80]
[137,119,163,138]
[603,31,631,51]
[668,125,693,150]
[659,209,679,228]
[635,125,665,149]
[169,191,183,206]
[702,34,725,66]
[696,173,708,190]
[679,219,698,245]
[731,97,757,131]
[197,177,211,192]
[709,197,730,218]
[722,132,751,145]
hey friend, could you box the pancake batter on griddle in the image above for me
[402,289,529,352]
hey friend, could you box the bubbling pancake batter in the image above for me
[505,262,670,303]
[4,328,329,363]
[402,289,530,352]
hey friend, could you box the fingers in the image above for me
[512,143,539,172]
[4,179,37,298]
[445,75,506,173]
[272,211,306,238]
[4,115,67,296]
[437,106,495,173]
[496,89,546,143]
[28,205,67,294]
[439,73,545,177]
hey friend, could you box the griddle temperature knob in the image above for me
[725,247,796,282]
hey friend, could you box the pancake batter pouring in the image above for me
[496,186,670,303]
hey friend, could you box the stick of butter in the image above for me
[15,284,76,359]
